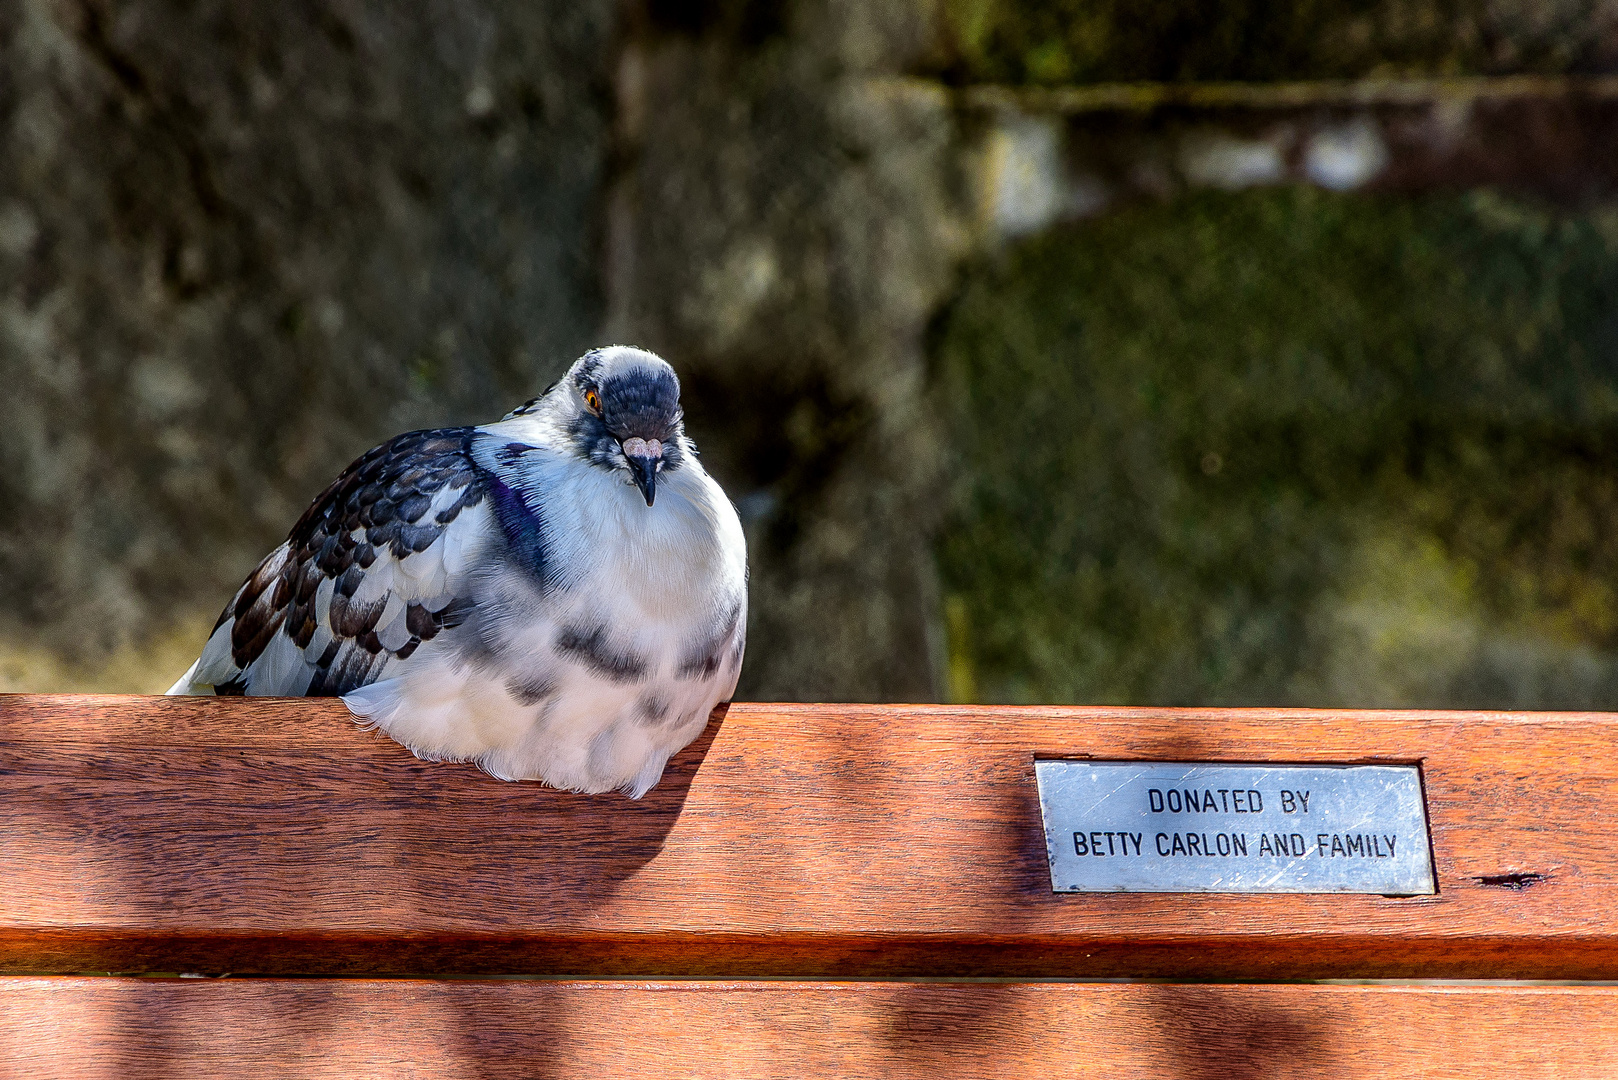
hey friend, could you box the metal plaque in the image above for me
[1035,761,1435,894]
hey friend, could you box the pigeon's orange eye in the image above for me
[584,389,601,413]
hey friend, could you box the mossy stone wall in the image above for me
[941,0,1618,84]
[8,0,1618,708]
[937,187,1618,706]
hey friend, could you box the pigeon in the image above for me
[167,346,747,797]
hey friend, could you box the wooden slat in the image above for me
[0,695,1614,979]
[0,978,1615,1078]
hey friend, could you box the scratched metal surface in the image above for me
[1035,762,1435,894]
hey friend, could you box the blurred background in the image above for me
[6,0,1618,707]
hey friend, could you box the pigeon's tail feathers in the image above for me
[253,627,316,696]
[165,619,240,695]
[342,678,406,731]
[192,617,240,684]
[165,658,212,695]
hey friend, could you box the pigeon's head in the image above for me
[561,346,687,506]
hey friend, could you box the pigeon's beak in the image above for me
[620,437,663,507]
[629,455,657,506]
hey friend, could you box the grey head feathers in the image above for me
[507,346,691,506]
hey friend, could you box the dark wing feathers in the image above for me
[209,427,490,696]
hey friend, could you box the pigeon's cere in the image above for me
[622,437,661,459]
[168,346,748,797]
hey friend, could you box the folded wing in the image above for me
[168,428,493,697]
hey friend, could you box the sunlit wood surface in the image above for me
[0,695,1608,979]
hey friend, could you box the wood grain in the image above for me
[0,695,1614,978]
[0,978,1614,1078]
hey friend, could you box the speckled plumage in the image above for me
[169,347,747,797]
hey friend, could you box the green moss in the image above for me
[934,187,1618,707]
[941,0,1612,84]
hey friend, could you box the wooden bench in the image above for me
[1,695,1614,1075]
